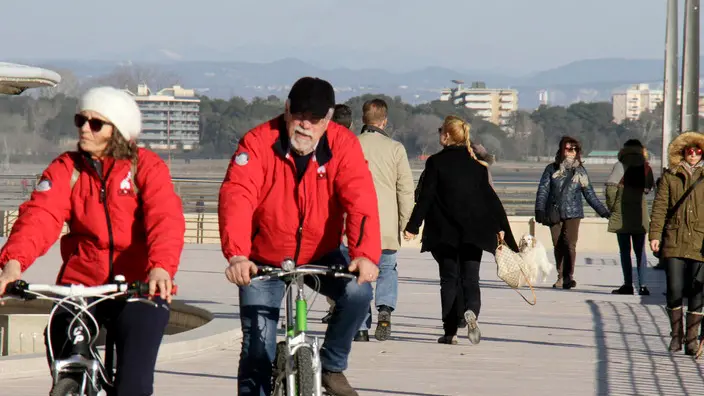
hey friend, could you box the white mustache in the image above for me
[294,126,312,137]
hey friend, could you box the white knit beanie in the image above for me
[78,86,142,141]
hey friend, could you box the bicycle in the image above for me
[0,275,165,396]
[251,259,357,396]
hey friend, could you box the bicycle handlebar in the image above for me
[2,278,155,301]
[252,263,358,282]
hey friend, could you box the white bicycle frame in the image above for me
[252,263,356,396]
[1,276,156,395]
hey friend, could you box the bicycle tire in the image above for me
[50,377,81,396]
[294,347,316,396]
[271,341,287,396]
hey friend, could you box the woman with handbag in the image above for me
[534,136,610,289]
[404,115,517,345]
[649,132,704,355]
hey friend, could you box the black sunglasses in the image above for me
[74,114,112,132]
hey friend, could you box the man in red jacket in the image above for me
[219,77,381,396]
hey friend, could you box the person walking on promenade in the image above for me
[342,98,414,342]
[404,115,518,345]
[649,132,704,355]
[606,139,655,296]
[534,136,610,289]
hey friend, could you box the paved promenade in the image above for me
[4,245,704,395]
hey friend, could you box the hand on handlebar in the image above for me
[226,256,258,286]
[148,267,174,304]
[348,257,378,285]
[0,260,22,300]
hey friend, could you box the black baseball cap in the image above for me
[287,77,335,118]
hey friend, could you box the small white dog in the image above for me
[518,233,553,284]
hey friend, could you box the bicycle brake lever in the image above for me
[127,298,158,307]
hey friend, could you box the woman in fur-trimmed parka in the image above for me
[650,131,704,356]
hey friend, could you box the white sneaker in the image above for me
[464,310,481,344]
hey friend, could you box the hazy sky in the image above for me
[0,0,684,74]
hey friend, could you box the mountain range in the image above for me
[10,50,688,109]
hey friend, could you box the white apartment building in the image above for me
[126,84,201,150]
[611,84,666,123]
[612,83,704,124]
[440,81,518,129]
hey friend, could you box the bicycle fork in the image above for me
[285,279,323,396]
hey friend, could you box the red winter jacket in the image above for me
[0,148,185,286]
[219,115,381,267]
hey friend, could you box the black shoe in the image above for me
[639,286,651,296]
[563,279,576,290]
[552,278,563,288]
[321,311,333,324]
[437,335,457,344]
[611,284,634,295]
[353,330,369,342]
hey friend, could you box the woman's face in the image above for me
[75,110,114,158]
[563,142,578,159]
[684,146,703,166]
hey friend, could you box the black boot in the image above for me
[685,312,703,355]
[668,308,684,352]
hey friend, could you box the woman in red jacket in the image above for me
[0,86,185,395]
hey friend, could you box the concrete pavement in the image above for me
[3,246,704,395]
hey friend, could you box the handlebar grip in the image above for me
[127,281,178,297]
[4,280,33,300]
[127,281,151,297]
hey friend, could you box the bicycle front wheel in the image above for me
[50,377,81,396]
[294,348,316,396]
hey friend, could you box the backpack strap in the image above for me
[130,158,139,196]
[70,167,80,189]
[68,152,139,196]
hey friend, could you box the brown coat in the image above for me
[649,132,704,261]
[357,128,415,250]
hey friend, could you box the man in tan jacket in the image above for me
[344,98,414,341]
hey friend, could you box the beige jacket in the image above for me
[358,127,415,250]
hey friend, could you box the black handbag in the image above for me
[654,174,704,258]
[545,167,574,226]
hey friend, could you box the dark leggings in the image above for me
[45,297,170,396]
[430,244,483,337]
[666,258,704,312]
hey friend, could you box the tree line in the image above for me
[0,65,688,163]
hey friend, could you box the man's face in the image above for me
[285,105,331,155]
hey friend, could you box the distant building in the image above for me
[126,84,200,150]
[440,80,518,129]
[612,83,704,124]
[538,89,549,106]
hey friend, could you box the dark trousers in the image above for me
[430,244,483,337]
[616,233,647,286]
[550,219,581,281]
[665,258,704,312]
[45,297,170,396]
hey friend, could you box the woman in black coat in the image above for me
[404,115,518,345]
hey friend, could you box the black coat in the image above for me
[405,145,518,253]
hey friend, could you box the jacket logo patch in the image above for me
[36,179,51,192]
[317,165,327,179]
[235,152,249,166]
[118,172,133,195]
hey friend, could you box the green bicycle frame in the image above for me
[286,277,308,337]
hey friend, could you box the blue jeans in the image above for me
[340,244,398,331]
[237,251,373,396]
[617,233,647,287]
